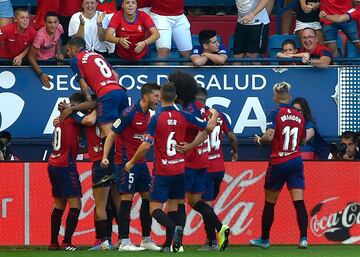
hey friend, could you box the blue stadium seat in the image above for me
[346,41,360,58]
[268,34,301,58]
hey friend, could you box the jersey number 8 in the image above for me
[94,57,112,78]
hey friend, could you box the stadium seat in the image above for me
[268,34,301,58]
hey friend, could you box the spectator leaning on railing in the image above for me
[28,11,64,88]
[276,39,307,65]
[233,0,270,64]
[190,29,228,66]
[0,8,36,66]
[298,27,332,68]
[68,0,110,56]
[105,0,159,61]
[0,0,13,27]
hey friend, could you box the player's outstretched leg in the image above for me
[193,200,230,251]
[249,201,275,249]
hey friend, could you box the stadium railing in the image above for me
[2,57,360,66]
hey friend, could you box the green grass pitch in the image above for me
[0,245,359,257]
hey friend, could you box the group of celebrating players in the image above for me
[47,36,309,252]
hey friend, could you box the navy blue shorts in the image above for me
[202,171,225,201]
[264,157,305,191]
[92,160,113,188]
[97,89,128,124]
[47,164,82,198]
[150,173,185,203]
[323,19,359,43]
[185,167,207,193]
[115,163,151,194]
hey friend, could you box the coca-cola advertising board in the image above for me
[0,161,359,245]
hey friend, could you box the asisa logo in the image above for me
[0,71,25,130]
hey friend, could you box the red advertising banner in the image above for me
[0,163,25,245]
[0,161,359,246]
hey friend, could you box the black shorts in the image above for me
[233,22,269,55]
[92,160,114,188]
[48,164,82,199]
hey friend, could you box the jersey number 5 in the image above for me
[282,126,298,151]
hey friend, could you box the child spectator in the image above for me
[28,12,64,88]
[0,8,36,65]
[276,39,306,64]
[190,29,228,66]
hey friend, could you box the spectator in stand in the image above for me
[298,27,332,68]
[28,12,64,88]
[0,8,36,66]
[150,0,192,58]
[69,0,110,56]
[276,39,307,65]
[292,97,330,160]
[137,0,151,14]
[320,0,360,39]
[59,1,82,46]
[319,0,360,57]
[34,0,60,30]
[105,0,159,61]
[233,0,270,64]
[295,0,323,43]
[190,29,228,66]
[0,0,13,27]
[35,1,81,46]
[97,0,118,56]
